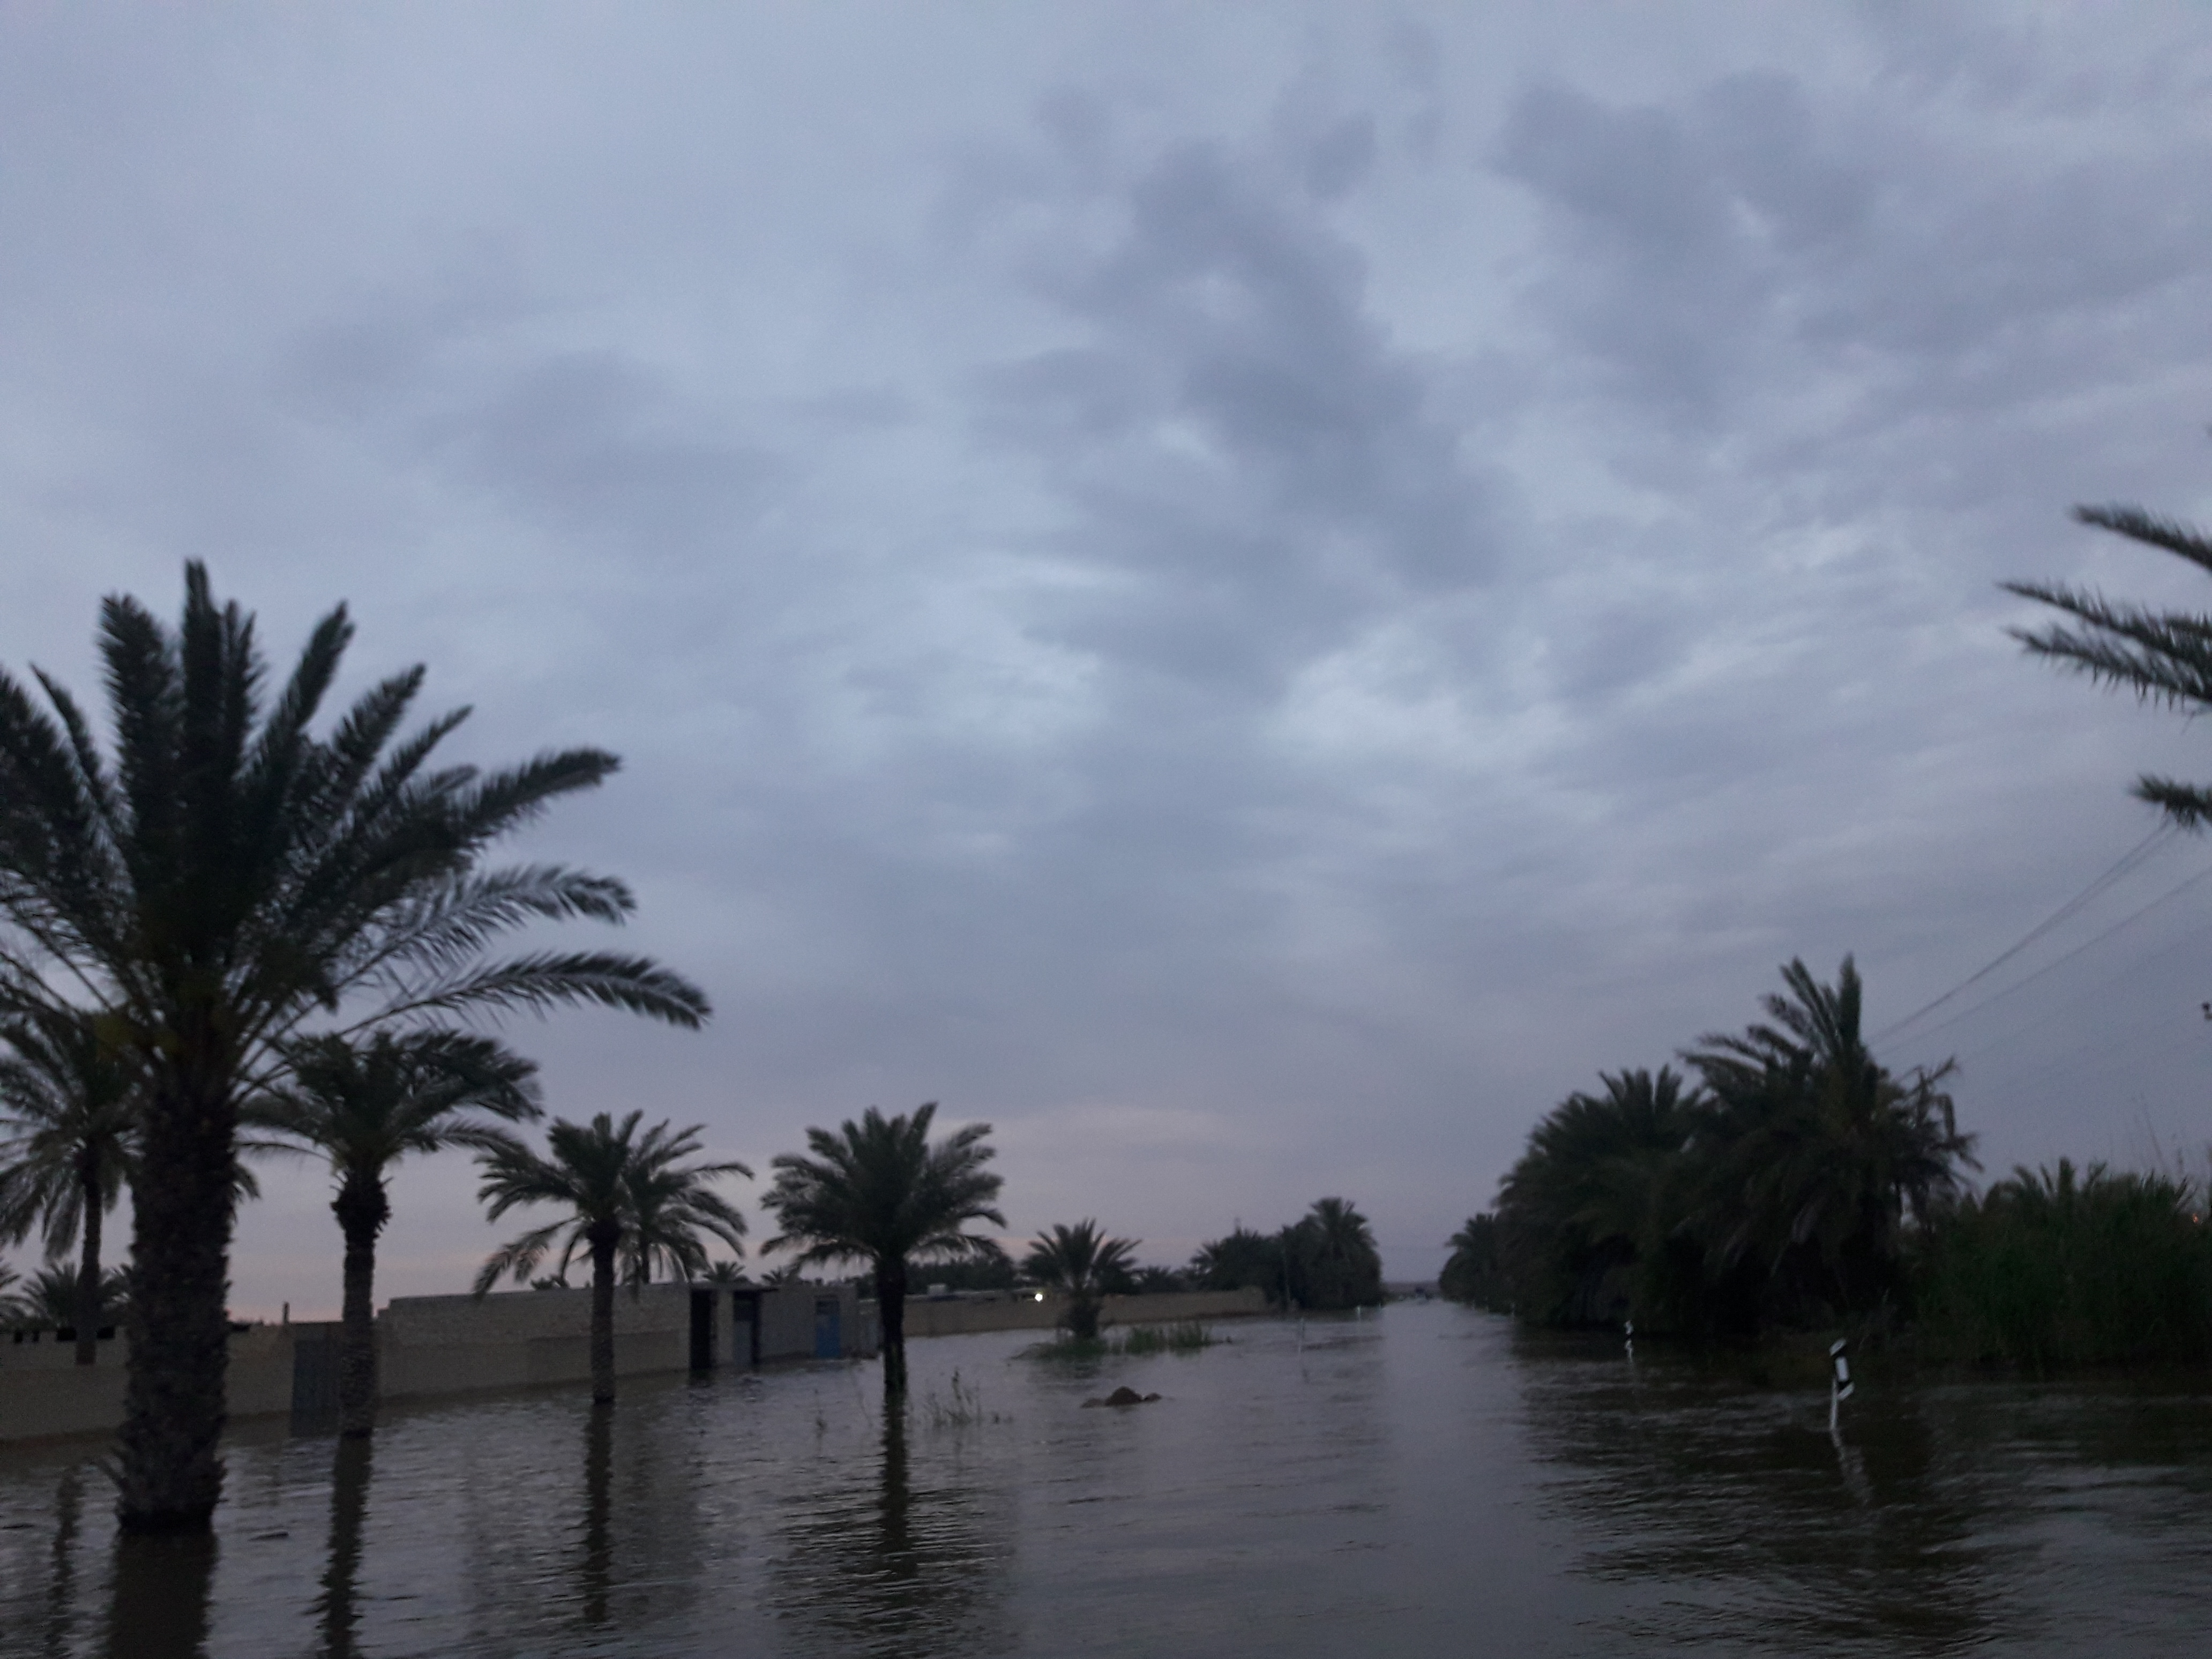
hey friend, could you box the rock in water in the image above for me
[1081,1386,1162,1408]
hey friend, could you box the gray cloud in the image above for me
[4,5,2212,1309]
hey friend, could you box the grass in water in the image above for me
[1023,1320,1218,1359]
[921,1369,1000,1426]
[1118,1320,1216,1355]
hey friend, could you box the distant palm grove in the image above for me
[1441,955,2212,1369]
[1441,492,2212,1371]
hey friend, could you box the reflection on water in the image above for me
[771,1403,1010,1659]
[579,1406,611,1631]
[103,1531,214,1659]
[0,1307,2207,1656]
[313,1438,371,1659]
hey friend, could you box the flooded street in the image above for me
[3,1303,2209,1656]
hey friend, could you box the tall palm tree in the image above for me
[254,1030,542,1437]
[1683,956,1975,1319]
[1023,1220,1138,1340]
[0,1006,138,1364]
[0,565,710,1529]
[474,1112,749,1404]
[1298,1198,1383,1310]
[760,1103,1004,1397]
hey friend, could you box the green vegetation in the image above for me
[1022,1220,1138,1340]
[760,1102,1005,1398]
[5,1260,130,1333]
[1117,1319,1215,1354]
[920,1369,999,1428]
[0,565,709,1530]
[1463,957,1975,1339]
[1191,1197,1384,1311]
[474,1112,749,1404]
[2006,499,2212,829]
[0,1007,140,1364]
[1439,1215,1506,1310]
[1024,1319,1217,1360]
[1454,950,2212,1373]
[1918,1161,2212,1371]
[256,1031,541,1436]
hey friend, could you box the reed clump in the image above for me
[920,1369,999,1427]
[1117,1320,1215,1354]
[1916,1161,2212,1372]
[1022,1320,1219,1360]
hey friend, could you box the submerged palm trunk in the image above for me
[115,1069,237,1532]
[587,1222,619,1405]
[1066,1287,1102,1341]
[74,1150,103,1367]
[875,1256,908,1397]
[333,1175,391,1439]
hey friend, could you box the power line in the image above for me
[1888,855,2212,1053]
[1874,823,2178,1044]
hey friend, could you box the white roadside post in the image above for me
[1828,1337,1854,1434]
[1624,1318,1634,1358]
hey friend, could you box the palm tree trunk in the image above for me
[74,1152,102,1367]
[333,1174,390,1439]
[1067,1290,1101,1341]
[587,1223,619,1405]
[875,1256,908,1397]
[114,1070,236,1533]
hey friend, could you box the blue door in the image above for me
[813,1297,841,1358]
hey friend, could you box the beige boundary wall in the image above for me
[899,1286,1268,1339]
[0,1325,296,1445]
[0,1282,869,1447]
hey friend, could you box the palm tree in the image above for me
[1439,1215,1505,1309]
[1023,1220,1138,1340]
[621,1147,752,1287]
[253,1030,542,1437]
[0,1259,19,1325]
[1189,1225,1282,1301]
[2006,500,2212,827]
[1493,1067,1700,1327]
[8,1259,130,1332]
[474,1112,749,1404]
[0,565,710,1529]
[0,1007,138,1364]
[760,1103,1004,1398]
[1298,1198,1384,1310]
[1683,956,1976,1321]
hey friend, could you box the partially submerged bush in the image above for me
[1119,1320,1214,1354]
[1918,1160,2212,1372]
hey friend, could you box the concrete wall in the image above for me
[378,1284,690,1400]
[898,1286,1268,1339]
[0,1325,295,1445]
[0,1281,874,1445]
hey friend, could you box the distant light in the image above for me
[1034,1292,1045,1302]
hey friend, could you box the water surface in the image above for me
[3,1304,2208,1656]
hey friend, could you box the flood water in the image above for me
[3,1302,2210,1656]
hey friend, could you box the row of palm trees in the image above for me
[0,566,714,1531]
[1445,956,1977,1335]
[1189,1197,1385,1311]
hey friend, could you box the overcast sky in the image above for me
[6,3,2212,1315]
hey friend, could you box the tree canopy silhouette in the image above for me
[0,565,708,1528]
